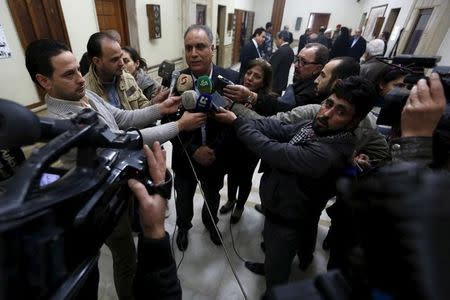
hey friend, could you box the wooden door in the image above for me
[310,13,330,33]
[7,0,71,107]
[94,0,129,46]
[271,0,285,34]
[232,9,244,64]
[216,5,226,67]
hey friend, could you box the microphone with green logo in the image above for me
[195,75,214,112]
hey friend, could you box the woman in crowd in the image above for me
[122,46,168,104]
[219,58,277,223]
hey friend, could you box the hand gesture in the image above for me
[212,107,237,125]
[128,142,167,239]
[401,73,446,137]
[192,145,216,166]
[177,111,207,131]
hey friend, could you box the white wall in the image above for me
[253,0,273,30]
[437,27,450,66]
[60,0,99,62]
[0,1,40,106]
[135,0,184,66]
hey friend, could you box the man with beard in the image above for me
[228,56,389,162]
[84,31,152,110]
[215,76,377,288]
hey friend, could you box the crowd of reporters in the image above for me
[1,20,449,300]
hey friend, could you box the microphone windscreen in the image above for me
[197,75,212,94]
[176,74,193,93]
[0,98,41,148]
[181,90,198,111]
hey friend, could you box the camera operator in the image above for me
[128,142,181,300]
[25,39,204,299]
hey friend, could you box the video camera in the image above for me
[0,99,166,299]
[377,55,450,127]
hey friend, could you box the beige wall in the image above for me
[0,1,40,106]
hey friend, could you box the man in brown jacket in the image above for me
[84,31,151,110]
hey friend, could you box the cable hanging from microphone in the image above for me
[176,134,248,300]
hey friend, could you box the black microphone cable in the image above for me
[174,134,248,300]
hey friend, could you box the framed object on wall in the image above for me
[363,4,387,40]
[146,4,161,39]
[196,4,206,25]
[295,17,302,31]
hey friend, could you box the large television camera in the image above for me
[377,55,450,127]
[0,99,162,299]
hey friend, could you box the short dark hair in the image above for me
[330,56,360,83]
[252,27,265,38]
[87,32,116,61]
[265,22,272,29]
[122,46,147,70]
[25,39,71,87]
[332,76,377,121]
[184,24,214,44]
[304,43,329,65]
[277,30,290,42]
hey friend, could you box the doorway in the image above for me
[307,13,331,33]
[404,8,433,54]
[232,9,255,65]
[94,0,130,46]
[216,5,226,67]
[383,8,401,35]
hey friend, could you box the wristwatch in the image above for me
[140,170,173,200]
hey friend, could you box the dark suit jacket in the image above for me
[171,65,239,174]
[349,36,366,61]
[239,40,261,80]
[270,43,295,95]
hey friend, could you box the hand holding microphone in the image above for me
[176,111,206,132]
[223,84,256,104]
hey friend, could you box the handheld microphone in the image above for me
[176,74,194,93]
[181,90,218,113]
[196,75,213,94]
[158,60,175,87]
[168,70,181,96]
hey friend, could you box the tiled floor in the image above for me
[98,141,332,300]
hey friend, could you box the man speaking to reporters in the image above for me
[215,76,376,288]
[173,24,239,251]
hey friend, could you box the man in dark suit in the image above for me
[239,27,266,80]
[349,28,366,62]
[174,24,239,251]
[270,30,295,95]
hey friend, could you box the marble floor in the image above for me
[97,140,332,300]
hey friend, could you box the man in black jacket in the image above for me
[239,27,266,80]
[215,76,376,288]
[173,24,239,251]
[270,30,295,95]
[349,28,366,62]
[280,43,328,109]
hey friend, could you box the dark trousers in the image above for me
[227,152,259,209]
[263,213,321,288]
[105,210,137,300]
[174,164,226,231]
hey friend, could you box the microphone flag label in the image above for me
[195,94,212,112]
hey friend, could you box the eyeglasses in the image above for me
[295,57,320,66]
[321,98,351,117]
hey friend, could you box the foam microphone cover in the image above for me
[176,74,193,93]
[181,90,198,110]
